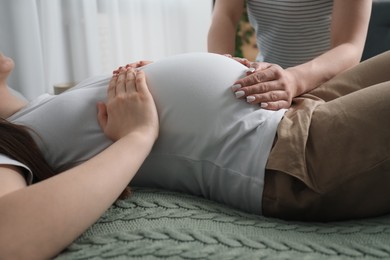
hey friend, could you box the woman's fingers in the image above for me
[134,70,147,93]
[113,60,154,75]
[247,62,272,73]
[108,73,118,99]
[116,68,127,94]
[99,65,158,141]
[125,68,136,93]
[121,68,147,94]
[110,67,146,96]
[230,63,295,110]
[245,90,291,110]
[112,67,139,95]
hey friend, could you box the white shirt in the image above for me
[0,154,33,184]
[8,53,286,214]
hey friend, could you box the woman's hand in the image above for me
[227,56,297,110]
[231,62,297,110]
[0,67,159,260]
[112,61,153,75]
[224,54,252,68]
[97,67,159,141]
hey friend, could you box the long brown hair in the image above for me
[0,118,131,197]
[0,118,131,199]
[0,118,55,182]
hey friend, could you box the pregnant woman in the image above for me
[1,51,389,258]
[8,52,286,215]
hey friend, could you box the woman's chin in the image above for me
[0,58,15,77]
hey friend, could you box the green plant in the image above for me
[234,3,255,58]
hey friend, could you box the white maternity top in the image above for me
[0,154,33,184]
[8,53,286,214]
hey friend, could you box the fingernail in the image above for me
[231,84,241,91]
[260,103,268,108]
[235,91,245,98]
[246,67,255,73]
[246,96,255,103]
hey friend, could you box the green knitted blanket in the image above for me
[57,188,390,259]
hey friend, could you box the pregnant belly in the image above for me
[142,52,253,152]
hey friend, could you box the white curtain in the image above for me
[0,0,213,99]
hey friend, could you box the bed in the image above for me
[56,188,390,259]
[54,2,390,259]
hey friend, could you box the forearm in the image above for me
[288,0,371,97]
[287,43,363,97]
[0,132,154,259]
[208,0,244,55]
[207,18,237,55]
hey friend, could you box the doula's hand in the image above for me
[232,62,297,110]
[223,54,252,68]
[97,68,159,141]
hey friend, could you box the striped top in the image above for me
[246,0,333,68]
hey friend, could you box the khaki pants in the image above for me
[263,51,390,221]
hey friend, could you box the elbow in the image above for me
[349,42,365,64]
[0,222,60,260]
[0,243,29,260]
[333,40,366,65]
[334,42,364,68]
[0,246,58,260]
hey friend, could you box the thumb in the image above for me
[96,102,108,131]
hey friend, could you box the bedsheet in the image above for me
[57,188,390,259]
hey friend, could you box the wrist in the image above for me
[109,131,156,170]
[121,128,157,147]
[285,67,304,97]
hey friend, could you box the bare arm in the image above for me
[0,69,158,259]
[286,0,372,97]
[232,0,372,110]
[207,0,245,55]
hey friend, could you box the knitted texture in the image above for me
[57,188,390,259]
